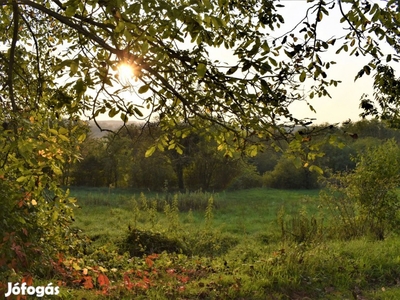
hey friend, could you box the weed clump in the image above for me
[118,229,187,257]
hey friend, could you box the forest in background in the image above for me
[67,119,400,191]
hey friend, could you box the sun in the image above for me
[117,63,134,85]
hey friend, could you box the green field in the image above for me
[61,187,400,299]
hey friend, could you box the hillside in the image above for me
[88,120,136,138]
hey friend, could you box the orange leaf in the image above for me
[97,273,110,287]
[57,253,64,264]
[22,274,33,286]
[147,253,159,260]
[83,276,94,289]
[178,275,189,283]
[123,273,133,290]
[143,276,151,284]
[145,257,154,268]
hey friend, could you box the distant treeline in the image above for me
[67,119,400,190]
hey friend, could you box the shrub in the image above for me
[321,139,400,240]
[263,156,319,189]
[118,229,187,257]
[228,164,263,190]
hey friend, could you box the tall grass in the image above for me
[67,187,400,299]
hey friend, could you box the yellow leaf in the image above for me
[176,146,183,155]
[99,266,108,273]
[145,146,156,157]
[72,262,81,271]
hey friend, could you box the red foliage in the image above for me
[83,276,94,289]
[21,252,195,296]
[22,274,33,286]
[98,273,110,287]
[145,256,154,268]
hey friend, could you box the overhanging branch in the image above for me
[8,0,19,112]
[19,0,121,56]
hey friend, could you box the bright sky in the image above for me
[277,1,379,124]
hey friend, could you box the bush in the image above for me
[118,229,187,257]
[228,164,263,190]
[321,139,400,240]
[263,156,319,189]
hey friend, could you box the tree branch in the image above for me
[19,0,121,56]
[51,0,115,33]
[337,0,360,36]
[8,0,19,112]
[19,11,42,104]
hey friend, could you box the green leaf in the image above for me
[108,108,118,118]
[133,107,143,117]
[226,65,238,75]
[293,156,302,169]
[138,85,149,94]
[68,197,77,204]
[197,63,207,78]
[269,57,277,67]
[52,211,59,221]
[145,146,156,157]
[58,134,69,142]
[299,70,307,82]
[309,165,323,175]
[16,176,28,183]
[115,21,125,33]
[59,127,68,135]
[249,146,258,157]
[120,113,128,123]
[260,79,271,94]
[77,133,86,143]
[75,78,86,94]
[52,165,62,176]
[49,129,58,135]
[65,5,77,17]
[176,146,183,155]
[70,61,79,75]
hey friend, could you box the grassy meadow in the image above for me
[58,187,400,299]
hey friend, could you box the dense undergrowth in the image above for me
[45,187,400,300]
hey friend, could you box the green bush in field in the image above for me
[119,229,187,257]
[321,139,400,240]
[263,155,319,189]
[118,193,238,258]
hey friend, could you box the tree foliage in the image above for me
[71,124,262,190]
[1,0,399,151]
[1,0,400,279]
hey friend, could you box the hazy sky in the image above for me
[277,1,379,124]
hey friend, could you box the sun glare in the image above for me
[117,63,134,85]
